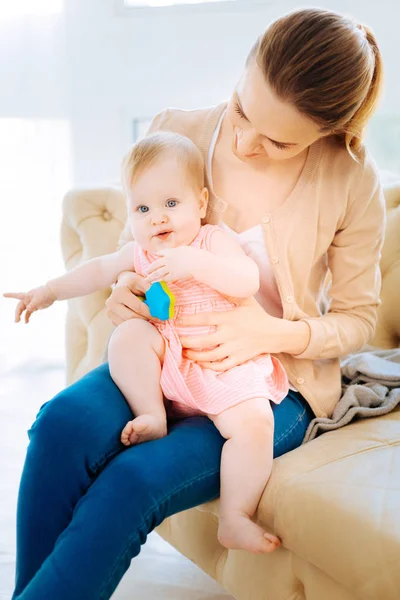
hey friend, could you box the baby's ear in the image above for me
[199,187,208,218]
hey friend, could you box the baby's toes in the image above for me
[120,422,134,446]
[262,533,281,552]
[264,533,281,546]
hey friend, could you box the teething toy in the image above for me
[139,281,175,320]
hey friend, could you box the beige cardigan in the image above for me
[118,103,386,418]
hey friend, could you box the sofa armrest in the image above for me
[61,187,127,384]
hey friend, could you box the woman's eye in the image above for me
[270,140,290,151]
[137,205,149,213]
[166,199,177,208]
[234,103,246,120]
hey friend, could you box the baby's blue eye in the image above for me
[166,200,177,208]
[137,205,149,213]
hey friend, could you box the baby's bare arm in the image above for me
[47,241,136,300]
[4,242,137,323]
[193,230,259,298]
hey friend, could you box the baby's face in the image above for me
[127,156,208,253]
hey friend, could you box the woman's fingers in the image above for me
[106,302,143,325]
[184,345,229,363]
[129,297,152,319]
[222,295,254,306]
[180,331,221,350]
[133,274,151,295]
[107,286,150,317]
[177,311,225,328]
[198,358,234,372]
[106,311,124,327]
[105,284,157,326]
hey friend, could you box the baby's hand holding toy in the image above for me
[146,246,204,284]
[3,284,57,323]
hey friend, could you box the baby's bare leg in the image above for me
[208,398,280,554]
[108,319,166,446]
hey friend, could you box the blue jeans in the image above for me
[12,362,314,600]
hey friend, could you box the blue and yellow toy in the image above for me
[139,281,175,321]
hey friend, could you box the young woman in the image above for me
[12,8,385,599]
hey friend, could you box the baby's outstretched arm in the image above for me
[4,241,136,323]
[147,229,259,298]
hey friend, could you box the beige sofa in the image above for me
[61,180,400,600]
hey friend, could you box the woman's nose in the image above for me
[235,128,263,155]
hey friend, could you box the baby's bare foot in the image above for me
[218,513,281,554]
[121,414,167,446]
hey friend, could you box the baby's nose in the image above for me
[151,210,168,225]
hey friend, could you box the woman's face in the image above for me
[226,60,324,163]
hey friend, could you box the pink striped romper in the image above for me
[133,224,289,417]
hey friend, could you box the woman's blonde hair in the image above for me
[122,131,205,192]
[248,8,383,156]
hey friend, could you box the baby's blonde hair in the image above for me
[121,131,205,193]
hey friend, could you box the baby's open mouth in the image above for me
[155,231,172,239]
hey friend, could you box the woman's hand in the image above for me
[179,296,310,371]
[3,284,57,323]
[105,271,153,327]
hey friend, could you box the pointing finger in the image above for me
[3,292,26,300]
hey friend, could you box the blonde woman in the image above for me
[12,9,385,599]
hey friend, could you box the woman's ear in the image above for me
[199,187,209,218]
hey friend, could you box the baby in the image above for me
[5,132,288,554]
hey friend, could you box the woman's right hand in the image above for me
[105,271,152,326]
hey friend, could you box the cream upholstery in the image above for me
[61,181,400,600]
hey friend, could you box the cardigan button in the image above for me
[262,216,271,224]
[286,295,293,303]
[271,257,279,264]
[296,377,305,385]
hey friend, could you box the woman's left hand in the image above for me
[179,296,282,371]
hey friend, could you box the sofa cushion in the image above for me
[200,408,400,599]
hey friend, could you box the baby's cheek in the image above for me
[131,225,150,250]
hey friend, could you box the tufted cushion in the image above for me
[61,187,126,383]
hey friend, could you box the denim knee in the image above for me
[26,388,92,462]
[27,365,131,464]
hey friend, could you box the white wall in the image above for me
[0,0,398,370]
[1,0,399,185]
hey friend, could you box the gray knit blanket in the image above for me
[302,346,400,443]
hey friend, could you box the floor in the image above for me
[0,315,232,600]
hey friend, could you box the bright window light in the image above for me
[124,0,233,7]
[0,0,63,19]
